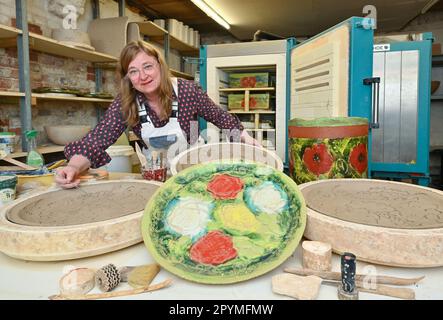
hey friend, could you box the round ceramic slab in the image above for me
[170,142,283,176]
[0,180,162,261]
[142,162,306,284]
[300,179,443,267]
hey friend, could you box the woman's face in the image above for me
[127,51,161,96]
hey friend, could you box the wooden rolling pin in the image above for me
[284,267,425,286]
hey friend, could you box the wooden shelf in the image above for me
[0,24,22,38]
[431,95,443,101]
[0,92,113,104]
[9,145,65,158]
[152,34,199,56]
[229,110,275,114]
[219,87,275,92]
[0,91,25,97]
[170,68,194,80]
[0,31,119,63]
[136,21,168,38]
[32,93,113,103]
[245,129,276,132]
[432,55,443,67]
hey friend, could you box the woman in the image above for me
[56,41,259,188]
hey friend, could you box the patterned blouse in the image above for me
[64,78,244,168]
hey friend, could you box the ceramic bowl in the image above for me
[44,125,91,145]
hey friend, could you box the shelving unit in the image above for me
[8,145,64,158]
[206,63,280,152]
[0,24,21,38]
[0,90,25,97]
[1,91,113,103]
[153,33,199,57]
[131,21,196,80]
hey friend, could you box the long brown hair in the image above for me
[118,41,173,126]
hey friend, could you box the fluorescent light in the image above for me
[191,0,230,30]
[421,0,439,14]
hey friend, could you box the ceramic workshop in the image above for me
[1,0,443,301]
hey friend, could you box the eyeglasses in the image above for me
[126,63,157,80]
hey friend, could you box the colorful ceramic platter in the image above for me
[142,162,306,284]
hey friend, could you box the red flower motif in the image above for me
[190,231,238,265]
[240,77,257,88]
[241,97,257,109]
[302,143,333,176]
[207,174,244,199]
[349,143,368,174]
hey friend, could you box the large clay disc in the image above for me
[170,142,283,176]
[0,180,162,261]
[142,162,306,284]
[300,179,443,267]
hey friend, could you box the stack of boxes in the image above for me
[227,73,270,110]
[153,19,200,48]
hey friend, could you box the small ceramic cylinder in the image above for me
[302,240,332,271]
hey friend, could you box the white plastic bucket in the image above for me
[104,145,135,172]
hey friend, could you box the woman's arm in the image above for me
[58,97,128,187]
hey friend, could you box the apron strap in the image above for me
[171,77,178,97]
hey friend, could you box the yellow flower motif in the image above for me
[216,203,259,235]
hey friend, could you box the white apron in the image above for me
[137,78,201,169]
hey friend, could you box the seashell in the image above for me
[59,268,96,295]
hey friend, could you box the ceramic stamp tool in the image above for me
[338,252,359,300]
[95,263,121,292]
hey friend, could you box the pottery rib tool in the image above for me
[59,268,96,295]
[283,267,425,286]
[135,142,147,169]
[322,280,415,300]
[48,279,173,300]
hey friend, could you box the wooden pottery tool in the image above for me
[283,268,425,286]
[135,143,147,169]
[49,279,172,300]
[322,279,415,300]
[1,156,36,171]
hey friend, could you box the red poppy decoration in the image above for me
[302,143,333,176]
[241,97,257,109]
[240,76,257,88]
[207,174,244,199]
[190,231,238,265]
[349,143,368,174]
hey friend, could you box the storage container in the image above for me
[0,132,16,157]
[0,175,17,206]
[228,72,269,88]
[105,145,135,172]
[288,117,369,184]
[228,93,270,110]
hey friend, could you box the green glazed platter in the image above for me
[142,162,306,284]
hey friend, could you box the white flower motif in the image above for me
[246,182,288,214]
[166,197,212,238]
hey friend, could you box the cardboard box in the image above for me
[229,72,269,88]
[228,93,270,110]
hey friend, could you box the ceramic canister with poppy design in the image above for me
[288,117,369,184]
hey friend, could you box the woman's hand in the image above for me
[55,165,81,189]
[55,155,91,189]
[241,130,262,147]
